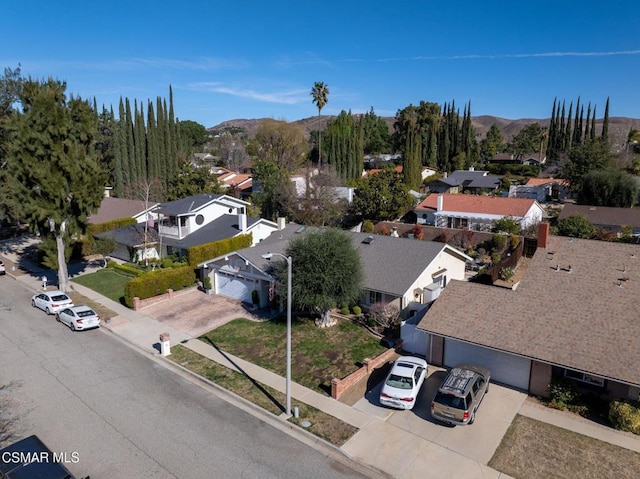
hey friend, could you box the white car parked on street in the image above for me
[31,290,74,315]
[56,305,101,331]
[0,259,5,275]
[379,356,428,410]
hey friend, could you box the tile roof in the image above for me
[88,197,156,224]
[558,203,640,229]
[416,193,538,218]
[232,225,469,297]
[417,236,640,386]
[524,177,568,187]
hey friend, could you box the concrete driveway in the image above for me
[140,289,265,337]
[352,367,527,464]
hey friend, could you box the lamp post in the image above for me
[262,252,292,416]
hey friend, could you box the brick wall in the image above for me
[331,347,398,400]
[132,288,177,310]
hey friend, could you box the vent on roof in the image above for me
[362,236,374,244]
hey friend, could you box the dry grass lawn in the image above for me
[489,415,640,479]
[168,345,358,446]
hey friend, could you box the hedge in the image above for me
[107,261,145,277]
[124,265,196,307]
[187,233,253,266]
[88,217,138,236]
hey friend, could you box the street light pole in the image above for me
[262,252,292,416]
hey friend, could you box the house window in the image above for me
[564,370,605,387]
[368,291,382,304]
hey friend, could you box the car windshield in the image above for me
[77,310,96,318]
[385,374,413,390]
[51,294,69,301]
[434,392,467,409]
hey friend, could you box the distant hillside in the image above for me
[210,115,640,154]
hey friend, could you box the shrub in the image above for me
[609,400,640,434]
[340,306,350,315]
[499,267,515,281]
[203,276,212,290]
[546,378,579,410]
[107,261,144,277]
[491,252,501,264]
[362,220,375,233]
[509,234,520,250]
[492,234,507,252]
[352,305,362,316]
[161,258,173,269]
[379,224,389,235]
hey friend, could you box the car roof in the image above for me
[391,356,426,374]
[68,305,94,313]
[0,435,74,478]
[43,290,67,296]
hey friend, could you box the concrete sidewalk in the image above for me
[3,245,640,478]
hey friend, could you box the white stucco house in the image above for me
[97,194,279,262]
[414,193,544,231]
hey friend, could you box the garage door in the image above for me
[443,339,531,391]
[217,272,253,304]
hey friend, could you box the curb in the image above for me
[100,325,390,479]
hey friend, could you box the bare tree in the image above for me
[368,302,401,331]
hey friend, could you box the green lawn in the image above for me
[71,268,132,304]
[200,317,387,395]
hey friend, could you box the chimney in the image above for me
[537,222,550,248]
[238,207,247,233]
[437,194,444,212]
[277,217,286,230]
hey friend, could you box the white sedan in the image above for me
[31,291,74,315]
[379,356,428,410]
[56,305,101,331]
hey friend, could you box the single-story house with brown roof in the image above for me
[415,224,640,400]
[414,193,544,231]
[558,203,640,237]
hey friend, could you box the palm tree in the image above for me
[310,82,329,169]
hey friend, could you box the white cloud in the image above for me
[188,82,308,104]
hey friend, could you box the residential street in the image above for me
[0,279,372,479]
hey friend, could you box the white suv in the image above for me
[0,259,5,275]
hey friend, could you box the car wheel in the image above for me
[70,322,76,331]
[45,307,52,315]
[31,299,36,308]
[469,407,477,425]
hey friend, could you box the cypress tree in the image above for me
[125,98,136,191]
[602,97,610,144]
[590,106,597,140]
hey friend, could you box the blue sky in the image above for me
[2,1,639,128]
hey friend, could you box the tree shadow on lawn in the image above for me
[200,336,286,414]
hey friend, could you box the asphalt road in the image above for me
[0,279,371,479]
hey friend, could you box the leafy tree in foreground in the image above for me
[557,214,596,239]
[6,78,106,292]
[273,228,363,328]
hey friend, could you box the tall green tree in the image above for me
[310,81,329,168]
[351,170,414,221]
[362,107,392,155]
[179,120,209,151]
[577,170,637,207]
[557,214,596,239]
[602,97,610,144]
[479,123,505,163]
[562,138,613,191]
[251,160,296,221]
[323,110,364,182]
[0,65,23,220]
[6,78,106,292]
[166,161,222,200]
[508,123,545,160]
[272,228,363,328]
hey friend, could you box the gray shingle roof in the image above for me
[155,194,225,216]
[233,225,467,297]
[417,236,640,386]
[89,197,157,224]
[558,203,640,229]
